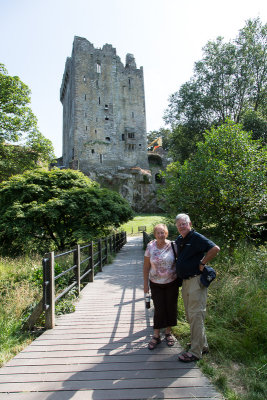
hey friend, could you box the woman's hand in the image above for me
[144,283,149,294]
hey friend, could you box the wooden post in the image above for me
[105,237,108,263]
[109,236,112,254]
[74,245,80,295]
[89,241,94,282]
[45,251,55,329]
[113,234,116,252]
[98,239,103,271]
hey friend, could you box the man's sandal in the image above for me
[165,333,175,346]
[178,352,199,363]
[186,342,209,354]
[148,336,161,350]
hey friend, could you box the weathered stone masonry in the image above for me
[60,37,163,212]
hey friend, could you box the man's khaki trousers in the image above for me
[182,275,208,359]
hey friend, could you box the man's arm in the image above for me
[199,245,220,271]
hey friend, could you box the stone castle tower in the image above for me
[60,37,164,211]
[60,36,148,175]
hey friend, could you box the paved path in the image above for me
[0,236,222,399]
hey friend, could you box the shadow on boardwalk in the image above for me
[0,236,222,399]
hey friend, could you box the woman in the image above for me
[143,223,179,350]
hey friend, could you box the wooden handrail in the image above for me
[23,232,127,330]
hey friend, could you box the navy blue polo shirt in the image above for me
[175,230,215,279]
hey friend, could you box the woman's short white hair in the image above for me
[175,213,191,223]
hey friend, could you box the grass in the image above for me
[119,213,166,235]
[0,255,42,366]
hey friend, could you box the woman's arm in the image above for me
[143,256,151,294]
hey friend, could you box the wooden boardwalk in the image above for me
[0,236,222,399]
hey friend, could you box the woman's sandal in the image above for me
[178,352,199,363]
[148,336,161,350]
[165,333,175,346]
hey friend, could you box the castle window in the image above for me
[84,94,86,100]
[139,144,142,147]
[99,97,101,105]
[105,117,109,120]
[86,126,87,131]
[128,144,135,151]
[96,80,99,88]
[105,137,110,141]
[95,129,97,134]
[96,117,98,122]
[128,132,135,139]
[104,104,109,110]
[97,62,101,74]
[128,78,131,88]
[100,154,103,163]
[132,112,134,118]
[91,149,95,154]
[122,134,125,141]
[72,148,74,159]
[83,76,86,82]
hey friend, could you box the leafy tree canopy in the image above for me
[0,64,55,181]
[164,18,266,162]
[159,120,266,249]
[0,169,134,255]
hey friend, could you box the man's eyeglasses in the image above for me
[176,222,189,228]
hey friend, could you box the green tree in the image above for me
[164,18,266,161]
[159,120,266,249]
[0,64,55,180]
[241,109,267,143]
[0,169,133,255]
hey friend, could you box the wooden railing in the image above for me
[24,232,127,330]
[143,231,152,249]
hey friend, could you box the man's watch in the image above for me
[200,261,206,266]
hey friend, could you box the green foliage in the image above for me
[0,63,55,181]
[55,288,77,315]
[241,110,267,144]
[167,124,203,163]
[164,18,266,162]
[0,169,133,255]
[160,120,266,247]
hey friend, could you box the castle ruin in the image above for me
[60,37,165,211]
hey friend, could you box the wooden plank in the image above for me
[0,362,199,374]
[0,376,212,390]
[0,394,220,400]
[0,369,203,383]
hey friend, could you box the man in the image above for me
[175,213,220,362]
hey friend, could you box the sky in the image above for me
[1,0,266,157]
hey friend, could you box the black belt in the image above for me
[183,274,200,280]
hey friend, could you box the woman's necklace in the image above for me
[156,241,167,249]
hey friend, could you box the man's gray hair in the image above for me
[175,213,191,223]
